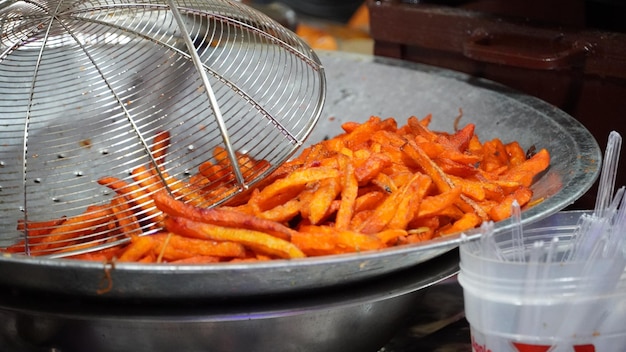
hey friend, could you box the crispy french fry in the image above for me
[376,229,408,245]
[251,167,340,211]
[354,153,392,185]
[405,140,456,192]
[439,212,482,235]
[306,177,341,225]
[342,116,397,149]
[209,147,271,183]
[505,141,527,167]
[152,190,297,241]
[118,235,155,262]
[5,217,68,253]
[165,217,305,259]
[445,123,475,151]
[131,165,163,194]
[435,157,478,177]
[335,155,359,230]
[371,172,398,194]
[67,246,122,261]
[293,225,385,255]
[291,230,343,256]
[153,170,209,207]
[447,175,487,201]
[355,174,429,234]
[110,196,143,237]
[387,174,431,230]
[257,198,301,223]
[488,187,534,221]
[35,205,113,252]
[98,176,165,225]
[151,233,247,260]
[170,256,221,264]
[499,148,550,187]
[151,130,170,168]
[198,160,232,183]
[480,138,510,173]
[407,115,438,142]
[300,225,385,252]
[417,187,462,219]
[354,191,386,212]
[17,217,66,240]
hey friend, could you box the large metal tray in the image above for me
[0,51,601,299]
[0,250,460,352]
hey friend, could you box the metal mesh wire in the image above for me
[0,0,326,256]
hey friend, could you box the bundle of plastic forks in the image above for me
[460,130,626,352]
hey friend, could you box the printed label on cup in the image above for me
[512,342,595,352]
[471,330,597,352]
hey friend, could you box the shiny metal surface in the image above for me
[0,50,601,299]
[0,249,459,352]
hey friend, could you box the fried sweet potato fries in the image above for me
[3,115,550,263]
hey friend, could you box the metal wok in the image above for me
[0,51,601,299]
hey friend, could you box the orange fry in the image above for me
[110,196,142,237]
[251,167,340,211]
[97,176,165,225]
[480,138,510,173]
[375,229,408,245]
[17,217,66,240]
[355,154,392,185]
[169,256,221,264]
[165,216,305,259]
[153,170,209,207]
[355,174,429,234]
[488,187,534,221]
[151,233,247,260]
[198,160,232,183]
[322,225,383,250]
[387,174,432,230]
[6,217,68,253]
[407,115,438,142]
[417,187,462,218]
[500,148,550,187]
[335,155,359,230]
[440,212,482,235]
[118,235,155,262]
[131,165,163,194]
[151,130,170,167]
[505,141,527,167]
[67,246,122,261]
[35,205,113,252]
[306,177,341,225]
[342,116,397,149]
[257,198,301,223]
[354,191,386,212]
[294,225,385,255]
[152,190,297,241]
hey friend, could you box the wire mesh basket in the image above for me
[0,0,326,256]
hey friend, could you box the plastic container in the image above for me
[458,211,626,352]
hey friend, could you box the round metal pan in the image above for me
[0,250,460,352]
[0,51,601,299]
[0,250,459,352]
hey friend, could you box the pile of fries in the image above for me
[3,115,550,263]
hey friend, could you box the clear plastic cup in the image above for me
[458,210,626,352]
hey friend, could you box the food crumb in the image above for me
[79,139,92,149]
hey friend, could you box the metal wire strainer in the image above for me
[0,0,326,257]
